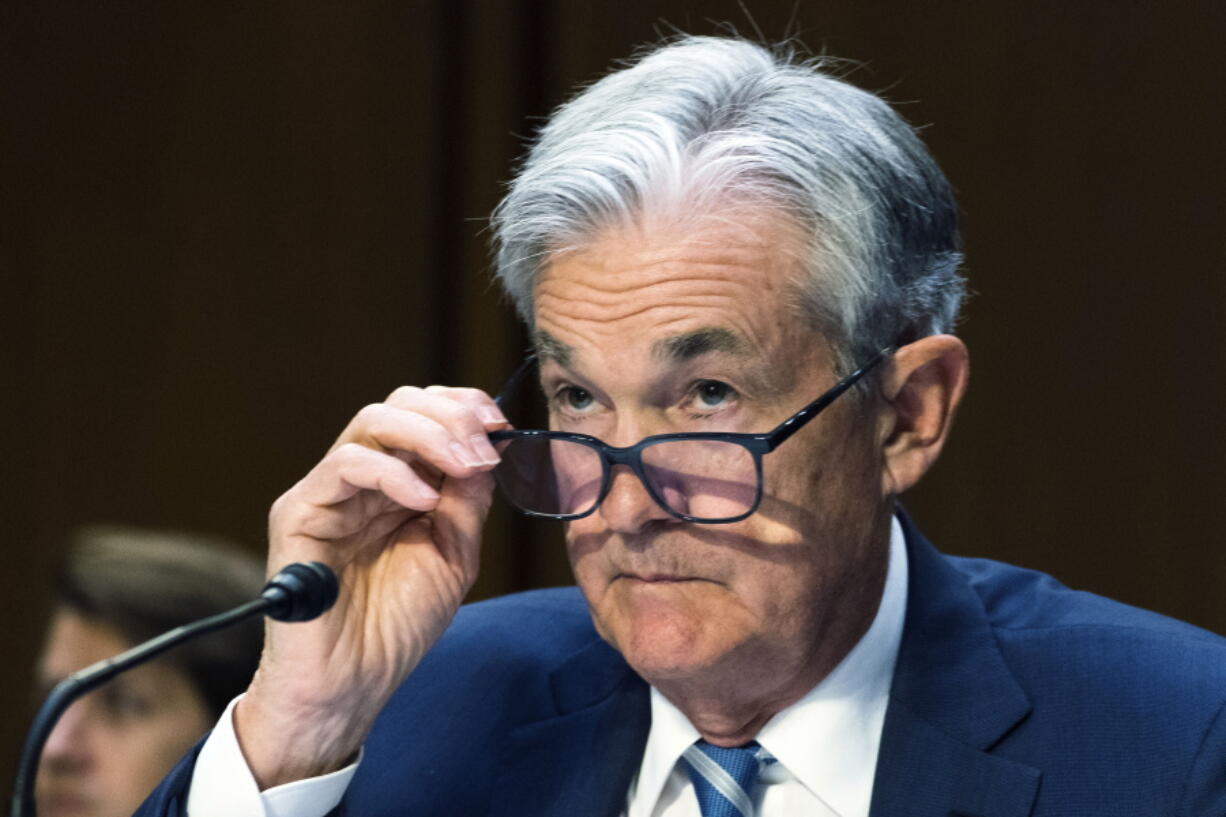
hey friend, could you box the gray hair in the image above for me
[491,36,965,369]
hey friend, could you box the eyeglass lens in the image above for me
[492,436,759,521]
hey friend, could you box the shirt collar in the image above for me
[630,515,909,817]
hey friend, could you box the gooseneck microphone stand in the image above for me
[8,561,340,817]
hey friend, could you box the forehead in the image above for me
[38,608,129,679]
[532,213,813,368]
[38,608,199,701]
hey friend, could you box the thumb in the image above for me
[431,470,495,583]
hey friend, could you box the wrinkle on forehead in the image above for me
[540,210,794,296]
[537,269,772,326]
[530,214,824,396]
[534,270,772,357]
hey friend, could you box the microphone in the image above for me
[8,561,340,817]
[261,561,340,622]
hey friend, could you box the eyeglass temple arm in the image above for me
[765,347,896,451]
[494,354,537,407]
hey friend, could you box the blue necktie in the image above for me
[681,739,774,817]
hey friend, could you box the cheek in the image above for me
[109,716,207,802]
[114,700,211,775]
[68,725,165,811]
[562,525,617,628]
[739,439,882,615]
[563,521,605,582]
[723,544,825,629]
[762,418,880,523]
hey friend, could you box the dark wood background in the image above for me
[3,0,1224,784]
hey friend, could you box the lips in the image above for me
[37,791,93,817]
[619,573,699,583]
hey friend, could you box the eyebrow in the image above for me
[532,330,576,367]
[533,327,748,367]
[652,327,748,362]
[531,325,782,397]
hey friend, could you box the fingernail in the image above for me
[417,483,440,501]
[449,440,483,468]
[479,406,507,424]
[470,434,501,465]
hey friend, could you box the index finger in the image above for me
[422,385,510,430]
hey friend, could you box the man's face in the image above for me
[533,213,892,698]
[35,608,212,817]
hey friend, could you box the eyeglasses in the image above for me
[488,347,893,524]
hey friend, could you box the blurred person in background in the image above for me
[31,526,265,817]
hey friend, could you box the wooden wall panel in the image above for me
[2,0,1224,788]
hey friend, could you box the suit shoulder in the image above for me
[942,554,1226,807]
[355,587,633,812]
[403,586,604,702]
[439,585,598,659]
[946,552,1226,646]
[365,587,605,767]
[947,552,1226,721]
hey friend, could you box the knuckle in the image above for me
[386,385,424,404]
[439,386,486,407]
[333,441,370,463]
[417,391,479,431]
[269,483,312,533]
[269,491,291,520]
[354,404,409,445]
[355,402,387,425]
[434,398,474,427]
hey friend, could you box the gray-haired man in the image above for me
[138,36,1226,817]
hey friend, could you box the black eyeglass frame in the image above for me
[488,346,895,524]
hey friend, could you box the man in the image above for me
[138,36,1226,816]
[33,526,264,817]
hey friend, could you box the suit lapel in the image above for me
[488,513,1042,817]
[488,636,650,817]
[869,514,1040,817]
[872,705,1039,817]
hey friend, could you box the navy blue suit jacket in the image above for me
[137,516,1226,815]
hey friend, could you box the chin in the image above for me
[600,589,737,682]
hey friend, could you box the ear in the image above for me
[877,335,969,496]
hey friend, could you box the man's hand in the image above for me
[233,385,507,788]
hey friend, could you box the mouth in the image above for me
[617,573,701,584]
[37,792,92,817]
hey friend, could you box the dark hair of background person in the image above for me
[52,527,266,719]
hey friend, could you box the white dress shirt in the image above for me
[624,518,907,817]
[187,518,907,817]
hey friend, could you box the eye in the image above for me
[100,685,153,721]
[692,380,736,409]
[558,386,595,411]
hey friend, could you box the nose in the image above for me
[597,463,677,533]
[39,699,93,775]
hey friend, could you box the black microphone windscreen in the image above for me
[261,561,339,622]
